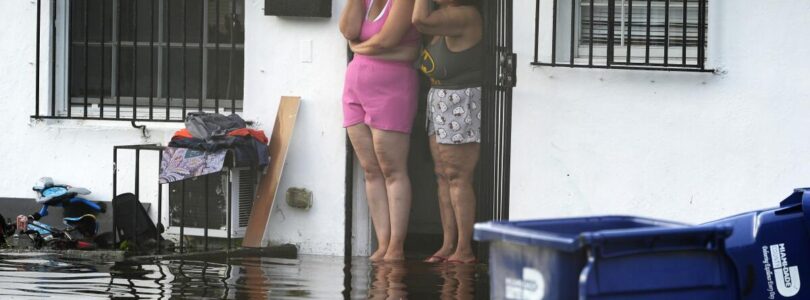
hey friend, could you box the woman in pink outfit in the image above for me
[339,0,420,262]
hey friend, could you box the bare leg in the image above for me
[348,124,390,262]
[425,136,457,262]
[370,128,412,262]
[439,143,480,263]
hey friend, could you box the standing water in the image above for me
[0,252,489,299]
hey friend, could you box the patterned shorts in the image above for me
[426,87,482,144]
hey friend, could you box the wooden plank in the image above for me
[242,96,301,247]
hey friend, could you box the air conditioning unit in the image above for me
[166,167,258,238]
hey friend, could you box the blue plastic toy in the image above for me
[30,177,105,221]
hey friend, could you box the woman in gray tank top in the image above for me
[413,0,483,264]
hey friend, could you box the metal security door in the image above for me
[477,0,516,223]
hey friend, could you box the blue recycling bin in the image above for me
[475,216,739,300]
[704,188,810,300]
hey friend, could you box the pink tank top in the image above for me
[359,0,420,46]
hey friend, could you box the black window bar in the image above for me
[532,0,711,72]
[32,0,246,123]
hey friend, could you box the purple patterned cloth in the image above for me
[159,147,227,184]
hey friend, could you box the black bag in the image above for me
[112,193,160,244]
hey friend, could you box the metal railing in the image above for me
[532,0,711,72]
[113,144,239,253]
[32,0,245,123]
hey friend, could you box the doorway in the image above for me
[403,77,442,256]
[346,0,516,259]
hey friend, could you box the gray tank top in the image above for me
[420,37,484,89]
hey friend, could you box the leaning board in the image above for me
[242,96,301,247]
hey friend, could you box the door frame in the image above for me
[476,0,516,224]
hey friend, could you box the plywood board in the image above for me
[242,96,301,247]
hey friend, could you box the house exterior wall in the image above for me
[0,0,349,256]
[509,0,810,223]
[3,0,809,256]
[243,0,348,255]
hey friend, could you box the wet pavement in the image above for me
[0,252,489,299]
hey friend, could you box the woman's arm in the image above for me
[340,0,364,40]
[349,0,416,56]
[412,0,475,37]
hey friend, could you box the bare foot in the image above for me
[370,248,388,262]
[383,248,405,262]
[424,246,454,263]
[448,249,476,264]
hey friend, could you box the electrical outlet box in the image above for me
[265,0,331,18]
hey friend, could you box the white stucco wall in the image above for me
[243,0,348,255]
[509,0,810,223]
[0,0,349,256]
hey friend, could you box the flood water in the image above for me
[0,252,489,299]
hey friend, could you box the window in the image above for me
[532,0,710,72]
[34,0,245,122]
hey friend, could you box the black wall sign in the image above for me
[265,0,332,18]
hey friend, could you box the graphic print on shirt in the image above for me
[420,49,442,86]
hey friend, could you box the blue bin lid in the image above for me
[474,221,584,252]
[779,187,810,207]
[474,216,688,252]
[778,187,810,236]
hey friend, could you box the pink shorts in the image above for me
[342,55,418,134]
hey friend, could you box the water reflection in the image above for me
[0,252,487,299]
[437,263,479,300]
[362,260,483,300]
[368,262,408,300]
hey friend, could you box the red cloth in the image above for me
[228,128,269,144]
[172,129,193,140]
[171,128,268,144]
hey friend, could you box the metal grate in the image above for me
[236,168,256,228]
[166,168,256,229]
[33,0,246,122]
[168,172,227,229]
[532,0,710,72]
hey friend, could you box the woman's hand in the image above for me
[348,39,364,53]
[349,39,391,56]
[351,40,419,61]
